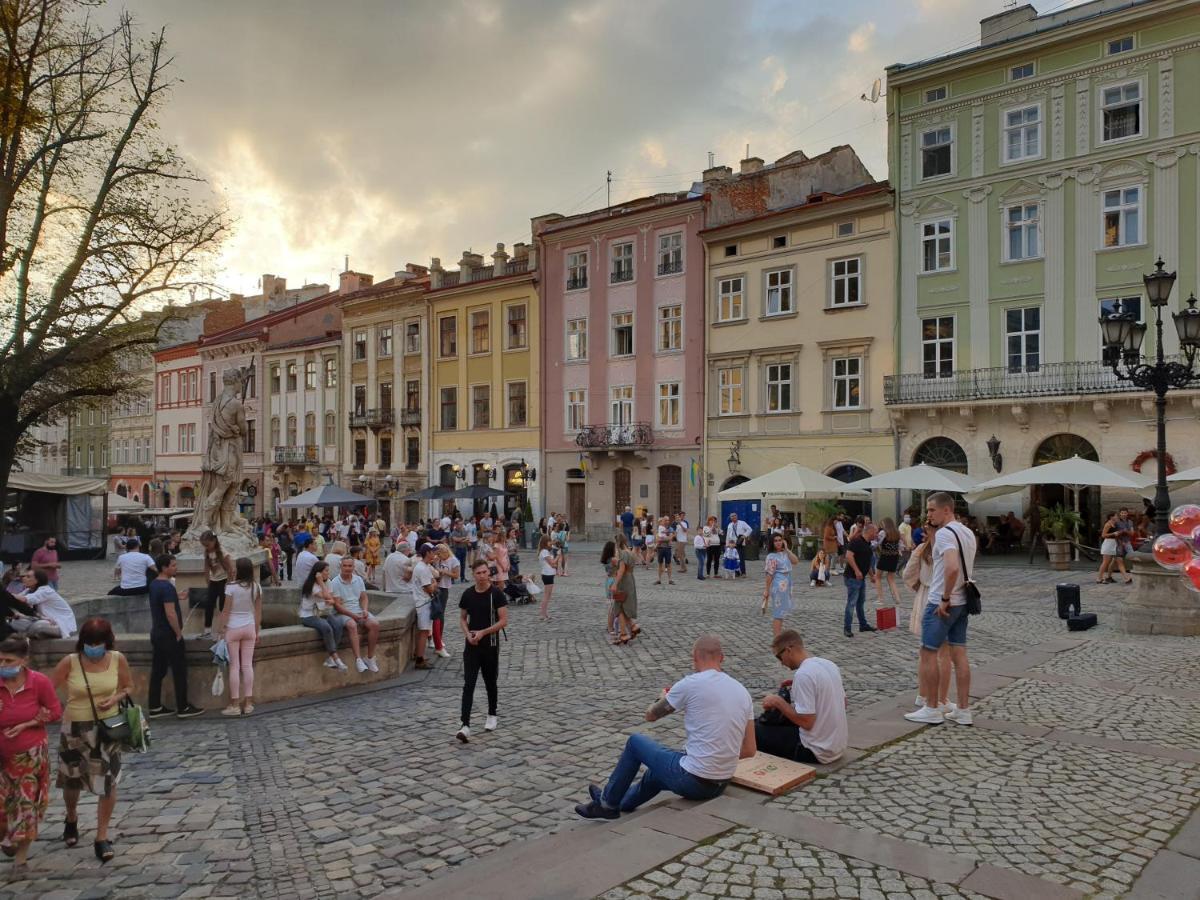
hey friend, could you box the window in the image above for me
[379,436,392,470]
[209,371,216,401]
[286,415,297,445]
[718,367,743,415]
[353,330,367,361]
[611,241,634,283]
[440,387,458,430]
[471,385,490,429]
[268,365,280,394]
[244,419,256,453]
[1002,104,1041,163]
[922,317,955,379]
[181,424,196,453]
[1010,62,1035,81]
[921,219,954,272]
[353,384,367,416]
[1107,35,1133,55]
[1005,307,1041,373]
[658,305,682,351]
[378,325,393,358]
[658,382,681,427]
[405,322,420,355]
[765,363,792,413]
[764,269,793,316]
[717,277,745,322]
[566,318,588,360]
[567,251,588,290]
[1102,186,1141,247]
[101,446,108,469]
[303,413,316,446]
[470,309,490,354]
[161,425,169,453]
[406,379,420,412]
[925,85,947,103]
[270,417,280,447]
[611,312,634,357]
[610,386,633,425]
[304,360,316,390]
[920,126,953,179]
[75,446,81,470]
[657,232,682,275]
[439,316,457,357]
[506,304,527,349]
[286,362,297,392]
[379,381,392,411]
[324,412,336,446]
[772,235,787,249]
[1006,203,1042,261]
[723,244,738,258]
[87,446,94,472]
[832,357,862,410]
[566,389,586,432]
[830,257,862,307]
[406,436,419,468]
[158,374,172,406]
[354,439,366,470]
[837,222,855,237]
[324,358,337,388]
[1101,81,1142,142]
[507,381,527,427]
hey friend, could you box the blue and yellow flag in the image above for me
[689,457,698,487]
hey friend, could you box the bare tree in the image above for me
[0,0,225,522]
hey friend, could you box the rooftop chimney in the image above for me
[980,4,1037,47]
[702,165,734,188]
[739,157,764,175]
[261,274,286,297]
[491,242,509,269]
[338,271,373,295]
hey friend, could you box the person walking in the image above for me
[51,618,135,863]
[409,544,437,670]
[537,535,559,623]
[654,517,676,586]
[364,530,382,584]
[146,556,204,719]
[762,533,799,638]
[455,561,509,743]
[842,524,877,637]
[554,520,571,576]
[875,518,903,608]
[609,533,640,645]
[0,635,62,875]
[217,558,263,716]
[619,506,634,543]
[432,545,459,658]
[600,541,620,636]
[1098,511,1132,584]
[198,531,234,639]
[298,562,347,671]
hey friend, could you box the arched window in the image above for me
[439,463,456,488]
[826,464,871,484]
[912,437,969,473]
[304,412,316,446]
[286,415,297,445]
[1034,433,1098,465]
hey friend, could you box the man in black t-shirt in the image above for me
[148,555,204,719]
[842,525,878,638]
[456,560,508,743]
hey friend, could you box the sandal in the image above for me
[94,839,114,863]
[63,820,79,848]
[630,625,642,639]
[611,636,629,645]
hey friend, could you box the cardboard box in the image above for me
[731,752,816,796]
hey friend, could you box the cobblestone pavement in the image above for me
[9,550,1199,897]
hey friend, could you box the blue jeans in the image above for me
[843,577,868,630]
[695,548,706,577]
[301,614,345,653]
[601,733,729,812]
[453,546,468,581]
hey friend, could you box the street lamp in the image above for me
[1100,258,1200,535]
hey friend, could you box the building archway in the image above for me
[115,483,128,497]
[178,486,195,507]
[1032,433,1101,539]
[141,484,151,507]
[826,464,872,519]
[912,437,969,473]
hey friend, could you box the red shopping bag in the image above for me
[876,606,897,631]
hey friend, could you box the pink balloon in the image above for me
[1169,505,1200,538]
[1153,533,1193,571]
[1184,557,1200,594]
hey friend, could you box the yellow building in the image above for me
[701,149,897,523]
[428,243,541,518]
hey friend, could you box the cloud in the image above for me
[761,55,788,96]
[640,140,669,169]
[847,22,876,54]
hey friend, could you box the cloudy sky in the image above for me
[128,0,1081,295]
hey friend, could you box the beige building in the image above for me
[109,352,156,506]
[702,148,896,524]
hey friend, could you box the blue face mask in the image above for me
[0,665,21,679]
[82,644,108,660]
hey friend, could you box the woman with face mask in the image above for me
[50,618,133,863]
[0,635,62,874]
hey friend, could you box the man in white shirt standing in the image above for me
[898,513,914,570]
[906,492,977,727]
[409,543,438,670]
[674,513,689,574]
[381,542,412,593]
[728,513,752,578]
[755,630,847,764]
[575,635,756,819]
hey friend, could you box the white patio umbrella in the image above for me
[846,462,979,494]
[107,491,144,513]
[717,463,869,500]
[965,455,1152,504]
[1168,464,1200,483]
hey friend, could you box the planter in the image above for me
[799,535,819,560]
[1045,539,1072,571]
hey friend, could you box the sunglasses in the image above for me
[774,649,787,663]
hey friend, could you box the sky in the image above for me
[126,0,1086,295]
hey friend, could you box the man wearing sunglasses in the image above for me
[754,630,847,765]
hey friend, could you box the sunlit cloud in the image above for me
[848,22,876,53]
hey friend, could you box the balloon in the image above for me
[1184,557,1200,594]
[1169,505,1200,538]
[1153,533,1193,571]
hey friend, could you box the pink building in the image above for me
[537,192,705,538]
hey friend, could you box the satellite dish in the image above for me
[860,78,883,103]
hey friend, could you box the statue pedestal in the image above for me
[176,548,270,616]
[1121,551,1200,636]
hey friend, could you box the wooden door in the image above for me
[613,468,631,516]
[658,465,681,517]
[568,482,586,532]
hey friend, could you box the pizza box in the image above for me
[731,751,816,796]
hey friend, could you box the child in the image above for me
[721,539,740,579]
[809,549,829,587]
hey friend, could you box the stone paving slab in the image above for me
[1124,850,1200,900]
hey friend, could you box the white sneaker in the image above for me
[484,715,497,732]
[938,702,958,715]
[456,725,470,743]
[945,707,973,726]
[323,658,338,669]
[903,706,945,725]
[915,695,926,708]
[436,647,451,658]
[334,656,348,671]
[355,657,368,673]
[428,639,436,650]
[366,657,379,673]
[810,580,816,587]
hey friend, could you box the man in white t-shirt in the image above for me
[409,543,438,670]
[674,513,690,573]
[728,514,752,577]
[292,535,319,586]
[755,630,846,764]
[381,543,412,593]
[575,635,756,819]
[108,538,157,595]
[328,557,379,673]
[906,492,978,727]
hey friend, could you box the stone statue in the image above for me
[184,366,257,553]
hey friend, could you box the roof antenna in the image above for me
[606,170,612,211]
[344,254,349,273]
[707,151,714,168]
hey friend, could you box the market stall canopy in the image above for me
[400,485,454,501]
[717,463,869,501]
[279,483,376,508]
[443,485,510,500]
[106,492,144,513]
[846,463,979,494]
[966,456,1152,504]
[8,472,106,496]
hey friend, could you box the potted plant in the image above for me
[1039,503,1083,570]
[803,500,842,560]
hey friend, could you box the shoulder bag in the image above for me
[78,654,133,747]
[948,526,982,616]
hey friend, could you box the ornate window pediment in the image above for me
[916,196,957,218]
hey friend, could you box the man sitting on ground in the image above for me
[755,629,847,765]
[574,635,755,819]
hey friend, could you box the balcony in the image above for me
[575,422,654,450]
[610,268,633,284]
[883,358,1197,406]
[349,409,395,429]
[400,409,421,426]
[273,445,318,466]
[566,275,588,291]
[657,259,683,276]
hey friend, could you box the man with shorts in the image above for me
[455,560,509,743]
[905,492,976,726]
[409,543,437,670]
[674,513,689,574]
[655,516,676,585]
[330,556,380,674]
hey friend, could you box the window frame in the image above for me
[286,362,298,392]
[829,256,864,308]
[657,304,682,352]
[565,389,587,433]
[1000,102,1043,165]
[566,249,589,291]
[323,357,337,388]
[1101,184,1143,249]
[378,324,393,358]
[924,85,947,103]
[1009,61,1035,81]
[404,321,421,355]
[352,330,367,362]
[469,308,491,355]
[609,385,634,426]
[763,267,794,317]
[438,315,458,358]
[470,383,491,430]
[610,240,635,284]
[1106,35,1134,55]
[610,311,634,358]
[764,362,793,414]
[919,217,955,274]
[565,317,588,361]
[717,365,745,416]
[837,221,855,237]
[918,123,955,181]
[1098,78,1144,145]
[439,386,458,431]
[506,380,528,428]
[716,275,746,323]
[656,231,683,277]
[831,356,864,411]
[1004,306,1042,374]
[657,381,682,429]
[1002,201,1043,262]
[324,412,336,446]
[921,316,956,380]
[304,360,317,390]
[504,303,528,351]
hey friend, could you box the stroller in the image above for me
[504,550,534,604]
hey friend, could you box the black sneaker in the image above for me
[148,706,175,718]
[844,627,853,638]
[860,624,877,633]
[574,799,619,820]
[176,705,206,719]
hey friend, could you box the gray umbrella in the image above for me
[400,485,455,501]
[279,483,377,508]
[444,485,511,501]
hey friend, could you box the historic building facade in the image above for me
[537,193,705,538]
[109,353,156,506]
[885,0,1200,529]
[153,341,205,508]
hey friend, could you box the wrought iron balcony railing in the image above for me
[575,422,654,450]
[566,275,588,291]
[400,409,421,426]
[657,259,683,276]
[349,409,395,428]
[273,445,319,465]
[610,268,633,284]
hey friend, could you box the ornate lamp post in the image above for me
[1100,258,1200,535]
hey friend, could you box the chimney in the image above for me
[980,4,1037,46]
[261,274,286,297]
[430,257,444,289]
[511,242,529,260]
[458,251,484,273]
[739,157,764,175]
[702,165,733,188]
[406,262,428,276]
[338,271,373,295]
[491,242,509,270]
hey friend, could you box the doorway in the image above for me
[613,468,631,517]
[658,465,681,517]
[567,482,586,532]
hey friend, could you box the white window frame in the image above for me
[565,389,587,433]
[657,304,682,352]
[1098,78,1144,145]
[1009,61,1035,81]
[919,123,955,181]
[657,381,681,428]
[829,256,863,308]
[1106,35,1134,55]
[924,85,947,103]
[609,385,633,426]
[919,218,955,273]
[763,268,794,317]
[921,316,956,379]
[324,357,337,388]
[831,356,863,411]
[1002,201,1042,262]
[353,330,367,361]
[1101,184,1143,249]
[566,317,588,361]
[716,276,745,322]
[764,362,793,413]
[1004,306,1042,373]
[610,240,635,283]
[717,366,744,416]
[404,321,421,355]
[378,324,393,358]
[566,250,588,291]
[610,311,634,358]
[1000,102,1043,164]
[656,232,683,277]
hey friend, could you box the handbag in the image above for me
[78,655,133,746]
[949,527,982,616]
[124,702,151,753]
[756,684,792,727]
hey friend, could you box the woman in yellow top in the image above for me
[364,531,382,582]
[51,617,133,864]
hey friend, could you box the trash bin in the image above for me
[1056,583,1080,620]
[743,533,762,562]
